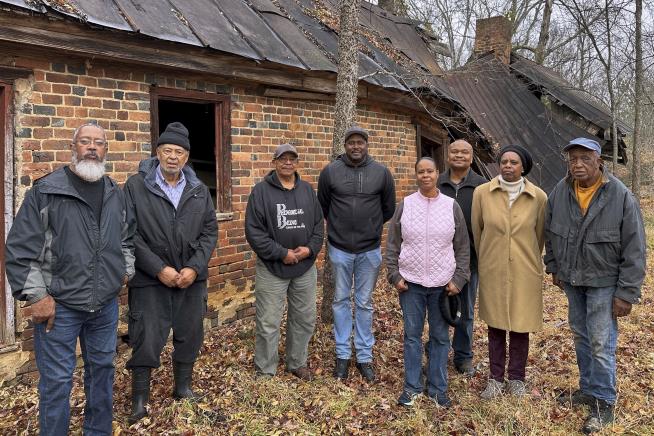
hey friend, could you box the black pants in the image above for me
[126,281,207,368]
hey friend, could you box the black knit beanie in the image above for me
[157,122,190,151]
[498,144,533,176]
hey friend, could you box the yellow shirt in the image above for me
[574,176,603,215]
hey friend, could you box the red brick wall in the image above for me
[2,54,423,379]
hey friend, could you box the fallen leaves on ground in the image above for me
[2,198,654,435]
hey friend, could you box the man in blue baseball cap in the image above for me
[544,137,646,434]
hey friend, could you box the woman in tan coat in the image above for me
[471,145,547,399]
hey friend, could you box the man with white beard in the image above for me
[5,123,135,435]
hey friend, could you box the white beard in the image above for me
[71,150,106,182]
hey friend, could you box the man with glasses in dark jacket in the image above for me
[124,122,217,424]
[245,143,324,381]
[545,137,646,434]
[318,126,396,382]
[6,123,135,436]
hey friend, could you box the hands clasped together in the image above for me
[157,266,198,288]
[282,246,311,265]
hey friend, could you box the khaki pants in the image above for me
[254,260,317,375]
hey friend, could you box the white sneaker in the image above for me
[480,379,504,400]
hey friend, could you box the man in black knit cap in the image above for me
[124,122,217,424]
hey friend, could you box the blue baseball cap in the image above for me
[563,138,601,154]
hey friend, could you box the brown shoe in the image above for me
[290,366,313,381]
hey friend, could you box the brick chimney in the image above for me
[473,16,512,64]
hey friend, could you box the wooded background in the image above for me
[376,0,653,197]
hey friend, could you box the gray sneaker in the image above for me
[507,379,527,397]
[480,379,504,400]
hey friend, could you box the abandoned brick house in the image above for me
[0,0,628,381]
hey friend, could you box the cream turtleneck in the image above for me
[498,175,525,207]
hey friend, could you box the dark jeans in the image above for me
[488,326,529,382]
[452,269,478,364]
[127,281,207,368]
[400,282,450,397]
[34,297,118,436]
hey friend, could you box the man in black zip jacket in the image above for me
[318,126,396,382]
[437,139,486,376]
[6,123,135,436]
[245,144,324,381]
[123,122,217,424]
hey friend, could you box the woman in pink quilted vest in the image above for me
[385,157,470,408]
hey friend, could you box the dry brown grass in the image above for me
[1,196,653,435]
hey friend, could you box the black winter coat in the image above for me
[317,154,396,253]
[245,171,324,279]
[438,168,487,267]
[124,157,217,288]
[5,167,135,312]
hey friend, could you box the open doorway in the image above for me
[150,88,231,212]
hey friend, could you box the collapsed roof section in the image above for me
[440,54,622,192]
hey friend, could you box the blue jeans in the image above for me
[400,282,450,396]
[329,243,381,362]
[563,284,618,404]
[34,298,118,436]
[452,269,478,364]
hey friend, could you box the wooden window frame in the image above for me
[150,87,232,213]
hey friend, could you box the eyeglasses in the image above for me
[276,156,298,163]
[160,148,187,158]
[77,138,107,147]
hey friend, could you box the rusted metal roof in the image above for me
[440,55,612,192]
[2,0,43,12]
[511,54,632,134]
[0,0,449,93]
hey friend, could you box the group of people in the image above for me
[5,121,646,435]
[246,129,646,436]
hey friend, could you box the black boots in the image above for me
[128,362,198,425]
[172,361,201,400]
[128,367,151,425]
[334,358,350,380]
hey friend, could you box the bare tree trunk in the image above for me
[321,0,360,325]
[535,0,553,64]
[604,1,618,172]
[578,35,587,89]
[631,0,642,202]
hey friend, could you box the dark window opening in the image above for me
[419,136,446,172]
[150,87,231,213]
[158,100,217,206]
